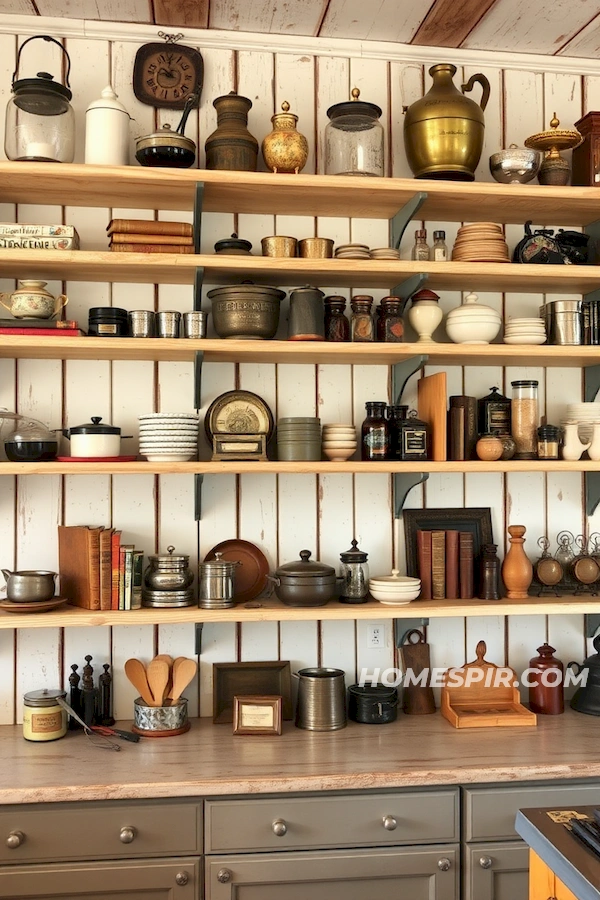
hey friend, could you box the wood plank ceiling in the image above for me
[3,0,600,58]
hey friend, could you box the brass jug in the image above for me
[261,101,308,174]
[403,63,490,181]
[205,91,258,172]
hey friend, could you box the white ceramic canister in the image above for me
[85,85,131,166]
[23,689,67,742]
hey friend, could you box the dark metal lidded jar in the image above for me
[205,92,258,172]
[347,684,398,724]
[288,286,325,341]
[88,306,128,337]
[478,386,511,435]
[339,539,369,604]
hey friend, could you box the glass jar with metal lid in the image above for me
[339,539,369,604]
[23,688,67,742]
[199,552,240,609]
[325,88,384,177]
[511,380,539,459]
[144,545,194,592]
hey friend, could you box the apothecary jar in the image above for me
[324,88,384,177]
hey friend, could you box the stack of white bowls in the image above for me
[322,423,357,461]
[566,403,600,442]
[503,317,546,345]
[138,413,199,462]
[368,571,421,606]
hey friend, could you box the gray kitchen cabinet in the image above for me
[205,845,459,900]
[464,841,529,900]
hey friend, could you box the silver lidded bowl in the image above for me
[489,143,541,184]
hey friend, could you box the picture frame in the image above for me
[233,695,283,735]
[213,661,293,724]
[403,507,494,578]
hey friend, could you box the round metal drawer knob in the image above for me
[175,872,189,886]
[479,856,493,869]
[6,831,24,849]
[272,818,287,836]
[437,858,452,872]
[119,826,136,844]
[217,868,232,884]
[382,815,397,831]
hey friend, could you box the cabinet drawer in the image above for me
[0,800,201,864]
[464,783,600,842]
[205,789,458,852]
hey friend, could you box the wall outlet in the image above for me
[366,623,386,649]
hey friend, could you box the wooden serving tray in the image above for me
[441,640,537,728]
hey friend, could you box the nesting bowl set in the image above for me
[322,424,357,461]
[368,571,421,605]
[503,317,546,345]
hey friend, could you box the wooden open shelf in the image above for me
[2,162,600,226]
[0,595,597,629]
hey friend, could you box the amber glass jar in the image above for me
[324,295,350,342]
[376,297,404,342]
[350,295,374,342]
[361,402,389,460]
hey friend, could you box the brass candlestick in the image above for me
[525,114,583,186]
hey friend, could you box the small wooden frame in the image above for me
[441,640,537,728]
[233,695,282,735]
[212,433,268,461]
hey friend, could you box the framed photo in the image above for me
[213,661,293,724]
[403,507,494,577]
[233,695,283,735]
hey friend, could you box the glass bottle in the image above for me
[510,379,539,459]
[411,229,430,261]
[478,386,511,435]
[528,643,564,715]
[324,88,384,177]
[376,297,405,342]
[339,539,370,604]
[386,404,408,459]
[324,295,350,342]
[361,401,389,460]
[350,295,374,342]
[432,230,448,261]
[537,424,560,459]
[478,543,501,600]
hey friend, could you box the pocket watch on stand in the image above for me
[133,32,203,109]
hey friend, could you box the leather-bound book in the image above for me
[110,530,122,611]
[416,529,433,600]
[58,525,102,610]
[110,232,193,245]
[431,530,446,600]
[459,531,475,599]
[449,396,478,459]
[445,530,460,599]
[107,219,193,237]
[98,527,113,611]
[109,243,195,254]
[448,405,465,460]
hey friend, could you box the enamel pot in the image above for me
[267,550,340,607]
[61,417,126,457]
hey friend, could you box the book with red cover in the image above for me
[0,328,84,336]
[431,530,446,600]
[110,530,122,611]
[459,531,475,599]
[445,530,460,600]
[107,218,193,237]
[416,529,432,600]
[109,243,194,254]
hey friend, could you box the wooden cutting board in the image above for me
[418,371,447,460]
[400,629,436,715]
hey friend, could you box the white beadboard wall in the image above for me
[0,19,594,723]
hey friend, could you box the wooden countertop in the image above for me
[3,709,600,805]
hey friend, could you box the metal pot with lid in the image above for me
[60,416,130,458]
[199,552,240,609]
[268,550,339,607]
[144,545,194,592]
[568,634,600,716]
[2,412,58,462]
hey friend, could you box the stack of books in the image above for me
[0,319,84,337]
[0,223,80,250]
[107,218,195,254]
[416,528,475,600]
[58,525,144,611]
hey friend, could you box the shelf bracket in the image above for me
[394,620,429,649]
[392,355,428,404]
[584,364,600,403]
[194,473,204,521]
[194,350,204,410]
[393,471,429,518]
[193,181,204,255]
[585,614,600,639]
[391,272,429,302]
[390,191,428,250]
[586,472,600,516]
[193,267,205,312]
[195,622,204,655]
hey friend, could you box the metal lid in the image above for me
[214,233,252,254]
[340,538,368,564]
[24,688,66,706]
[347,683,398,700]
[511,380,539,388]
[89,307,128,318]
[69,416,120,435]
[13,73,72,113]
[199,551,239,571]
[148,545,190,565]
[207,283,285,301]
[327,88,382,122]
[276,550,335,578]
[296,667,345,677]
[480,386,510,403]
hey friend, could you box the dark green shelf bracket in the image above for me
[584,364,600,403]
[390,191,428,250]
[391,272,429,303]
[392,355,428,405]
[585,614,600,639]
[194,473,204,521]
[193,267,205,312]
[194,350,204,410]
[393,471,429,518]
[195,622,204,655]
[586,472,600,516]
[394,619,429,649]
[193,181,204,255]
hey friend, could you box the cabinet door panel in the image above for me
[0,857,199,899]
[206,845,458,900]
[465,841,529,900]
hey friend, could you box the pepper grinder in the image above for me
[81,655,98,727]
[99,663,115,726]
[68,663,83,730]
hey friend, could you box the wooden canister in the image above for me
[528,644,564,715]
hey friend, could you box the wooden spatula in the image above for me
[169,658,197,705]
[166,656,188,699]
[124,658,155,707]
[146,657,171,707]
[155,654,174,697]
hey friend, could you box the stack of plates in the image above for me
[322,423,357,462]
[503,317,547,345]
[277,416,321,461]
[451,223,510,263]
[334,243,370,260]
[138,413,199,462]
[142,587,196,608]
[370,247,400,260]
[566,403,600,441]
[368,572,421,606]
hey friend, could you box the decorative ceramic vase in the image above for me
[528,643,564,715]
[261,101,308,174]
[476,434,503,461]
[445,292,502,344]
[0,280,68,319]
[561,422,591,461]
[407,289,443,342]
[501,525,533,600]
[205,92,258,172]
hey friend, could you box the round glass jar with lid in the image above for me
[23,688,67,742]
[339,539,369,604]
[325,88,384,177]
[511,380,539,459]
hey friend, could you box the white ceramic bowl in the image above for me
[446,318,501,344]
[141,452,195,461]
[323,447,355,461]
[370,588,420,603]
[503,335,546,345]
[322,440,357,449]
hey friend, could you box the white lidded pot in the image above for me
[85,85,131,166]
[61,416,126,458]
[445,292,502,344]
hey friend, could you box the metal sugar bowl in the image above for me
[142,546,195,608]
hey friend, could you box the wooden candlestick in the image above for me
[501,525,533,599]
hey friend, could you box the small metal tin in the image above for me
[88,306,128,337]
[156,310,182,339]
[182,311,207,339]
[23,688,67,742]
[129,309,156,338]
[133,697,189,734]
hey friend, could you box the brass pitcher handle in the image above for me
[461,73,490,112]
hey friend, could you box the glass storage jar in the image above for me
[23,688,67,742]
[324,296,350,342]
[387,404,408,459]
[537,424,560,459]
[511,379,539,459]
[411,229,430,261]
[350,295,374,342]
[324,88,384,177]
[361,401,389,460]
[339,539,369,604]
[376,297,404,342]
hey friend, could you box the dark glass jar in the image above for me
[350,295,374,342]
[361,401,389,460]
[324,295,350,342]
[478,543,501,600]
[387,404,408,459]
[376,296,404,343]
[537,424,561,459]
[88,307,129,337]
[394,410,430,461]
[478,386,511,435]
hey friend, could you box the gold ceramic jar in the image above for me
[261,101,308,174]
[23,689,67,742]
[476,433,503,461]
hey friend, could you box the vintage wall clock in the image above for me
[133,38,203,109]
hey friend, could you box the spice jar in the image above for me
[23,688,67,742]
[393,409,430,461]
[350,295,374,342]
[324,88,384,177]
[476,433,503,461]
[411,229,430,261]
[511,379,539,459]
[324,296,350,342]
[376,297,404,342]
[537,424,560,459]
[339,539,369,604]
[361,401,389,460]
[432,230,448,261]
[478,386,511,435]
[528,643,564,715]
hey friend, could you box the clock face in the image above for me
[133,42,203,109]
[204,391,275,445]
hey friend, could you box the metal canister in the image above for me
[542,299,583,345]
[23,689,67,742]
[294,667,347,731]
[198,552,239,608]
[144,545,194,592]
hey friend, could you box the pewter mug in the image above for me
[294,667,347,731]
[1,569,57,602]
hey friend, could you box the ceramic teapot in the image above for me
[568,634,600,716]
[0,280,68,319]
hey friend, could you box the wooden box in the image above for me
[572,111,600,186]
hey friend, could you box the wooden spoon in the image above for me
[170,658,197,705]
[146,657,171,707]
[155,655,174,697]
[166,656,188,699]
[124,658,155,707]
